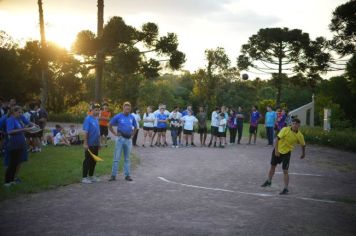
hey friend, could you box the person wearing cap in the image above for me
[82,103,101,184]
[108,102,137,181]
[261,118,306,195]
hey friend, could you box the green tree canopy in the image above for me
[329,0,356,56]
[72,16,186,79]
[237,27,330,104]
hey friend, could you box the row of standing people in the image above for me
[125,104,290,148]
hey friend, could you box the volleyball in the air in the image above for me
[242,73,249,80]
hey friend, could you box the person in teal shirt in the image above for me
[265,105,277,145]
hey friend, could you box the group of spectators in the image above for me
[0,97,291,186]
[0,98,48,186]
[125,104,290,149]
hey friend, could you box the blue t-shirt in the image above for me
[0,115,7,132]
[83,115,100,146]
[6,116,28,150]
[250,111,260,127]
[110,113,137,136]
[265,111,277,127]
[156,113,168,128]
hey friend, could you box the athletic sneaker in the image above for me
[175,146,179,148]
[125,176,133,181]
[89,176,100,182]
[81,177,92,184]
[4,182,14,187]
[109,176,116,181]
[261,180,271,187]
[191,143,196,147]
[280,188,289,195]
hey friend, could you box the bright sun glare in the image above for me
[44,16,84,50]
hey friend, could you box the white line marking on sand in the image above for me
[275,172,323,177]
[158,177,336,204]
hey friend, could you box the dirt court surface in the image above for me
[0,133,356,236]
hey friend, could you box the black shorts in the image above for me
[183,129,193,135]
[217,131,226,137]
[157,128,167,133]
[100,125,108,136]
[249,125,258,134]
[143,126,154,131]
[270,149,291,170]
[177,127,183,135]
[198,127,207,134]
[211,126,219,136]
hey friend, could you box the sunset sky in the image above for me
[0,0,348,77]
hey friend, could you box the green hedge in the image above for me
[260,126,356,152]
[48,113,86,123]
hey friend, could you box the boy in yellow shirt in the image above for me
[261,118,306,194]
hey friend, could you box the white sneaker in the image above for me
[175,146,179,148]
[89,176,100,182]
[81,177,92,184]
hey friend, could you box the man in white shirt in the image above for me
[208,106,220,147]
[181,110,198,147]
[131,108,141,146]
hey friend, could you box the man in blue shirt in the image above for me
[248,105,261,145]
[4,106,32,186]
[109,102,137,181]
[82,103,101,184]
[265,105,277,145]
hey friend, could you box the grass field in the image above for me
[0,141,139,201]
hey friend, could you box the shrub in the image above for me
[260,125,356,152]
[300,126,356,152]
[48,113,85,123]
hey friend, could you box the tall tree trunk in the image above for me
[95,0,104,102]
[276,42,283,106]
[38,0,48,109]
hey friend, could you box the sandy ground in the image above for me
[0,128,356,236]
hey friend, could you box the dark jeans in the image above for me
[83,146,99,178]
[266,127,274,145]
[171,128,178,146]
[132,129,139,146]
[5,148,23,183]
[229,128,237,143]
[237,124,243,144]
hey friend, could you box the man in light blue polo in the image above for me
[265,105,277,145]
[109,102,137,181]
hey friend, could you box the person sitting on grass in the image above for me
[67,124,80,145]
[53,126,71,146]
[261,118,306,195]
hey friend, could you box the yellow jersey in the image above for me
[277,127,305,154]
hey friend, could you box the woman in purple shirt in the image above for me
[227,109,237,144]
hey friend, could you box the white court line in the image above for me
[158,177,336,204]
[275,172,323,177]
